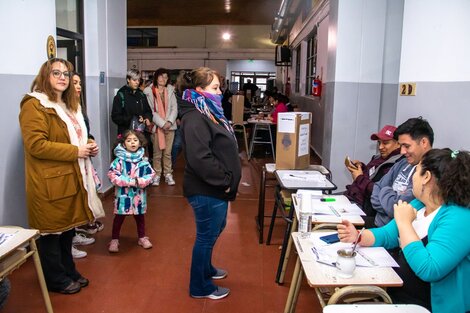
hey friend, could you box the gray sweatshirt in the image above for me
[371,158,416,226]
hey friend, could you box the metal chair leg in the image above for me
[266,192,279,245]
[257,166,267,244]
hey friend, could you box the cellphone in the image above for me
[344,156,358,169]
[319,233,340,244]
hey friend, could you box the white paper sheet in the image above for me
[298,124,309,156]
[308,233,399,268]
[277,113,296,133]
[0,233,14,246]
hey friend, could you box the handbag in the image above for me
[130,116,146,132]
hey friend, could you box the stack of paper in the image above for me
[296,191,366,217]
[309,232,399,268]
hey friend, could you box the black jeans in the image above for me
[37,229,82,291]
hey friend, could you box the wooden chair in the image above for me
[231,95,249,156]
[326,285,393,305]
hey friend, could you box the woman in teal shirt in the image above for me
[338,148,470,313]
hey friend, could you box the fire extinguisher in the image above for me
[312,76,322,97]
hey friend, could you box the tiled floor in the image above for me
[4,150,323,313]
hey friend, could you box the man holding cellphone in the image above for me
[344,125,402,227]
[370,117,434,227]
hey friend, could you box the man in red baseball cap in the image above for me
[344,125,402,226]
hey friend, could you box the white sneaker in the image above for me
[72,233,95,246]
[152,176,161,186]
[72,246,87,259]
[165,174,175,186]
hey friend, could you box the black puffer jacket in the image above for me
[178,96,241,201]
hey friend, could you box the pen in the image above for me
[289,174,307,180]
[357,250,378,266]
[320,198,336,202]
[295,237,304,253]
[328,205,341,217]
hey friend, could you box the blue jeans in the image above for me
[187,195,228,296]
[171,126,182,165]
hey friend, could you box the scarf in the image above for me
[113,144,145,163]
[151,85,168,150]
[29,92,105,219]
[182,89,235,137]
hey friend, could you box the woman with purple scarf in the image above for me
[176,68,242,300]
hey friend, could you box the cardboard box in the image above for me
[276,112,312,169]
[231,95,245,124]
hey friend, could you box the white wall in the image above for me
[158,25,274,49]
[0,0,56,74]
[0,0,57,226]
[84,0,127,192]
[128,48,275,82]
[399,0,470,82]
[226,60,277,76]
[396,0,470,151]
[324,0,391,191]
[0,0,127,226]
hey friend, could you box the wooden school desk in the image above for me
[284,232,402,313]
[0,227,53,313]
[323,304,430,313]
[273,194,365,284]
[268,170,336,284]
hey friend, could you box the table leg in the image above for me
[256,166,266,244]
[248,123,257,159]
[279,213,297,283]
[291,262,303,313]
[268,124,276,161]
[284,257,302,313]
[242,125,250,160]
[275,202,295,283]
[30,238,54,313]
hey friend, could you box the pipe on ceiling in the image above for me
[271,0,292,44]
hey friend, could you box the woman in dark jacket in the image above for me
[176,67,241,300]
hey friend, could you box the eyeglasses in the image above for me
[51,70,71,79]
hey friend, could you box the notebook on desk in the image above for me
[276,170,336,190]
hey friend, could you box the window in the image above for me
[56,0,84,76]
[295,46,301,93]
[230,71,276,93]
[305,29,318,96]
[127,28,158,47]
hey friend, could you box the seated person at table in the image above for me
[370,117,433,226]
[337,148,470,313]
[267,93,288,151]
[266,93,287,124]
[344,125,402,226]
[279,94,294,112]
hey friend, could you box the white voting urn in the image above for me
[336,248,356,278]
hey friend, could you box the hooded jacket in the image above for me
[19,93,101,232]
[177,96,241,201]
[108,144,155,215]
[344,149,402,207]
[371,158,417,226]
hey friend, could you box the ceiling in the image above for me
[127,0,282,26]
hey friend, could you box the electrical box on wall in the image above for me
[399,83,417,96]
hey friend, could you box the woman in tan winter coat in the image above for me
[19,58,103,295]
